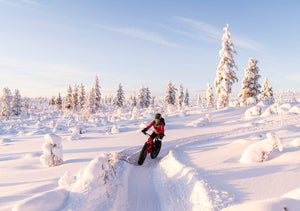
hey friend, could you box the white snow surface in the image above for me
[1,102,300,210]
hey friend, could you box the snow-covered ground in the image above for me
[1,100,300,211]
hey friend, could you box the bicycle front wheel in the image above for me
[138,142,150,165]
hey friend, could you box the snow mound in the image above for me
[154,150,233,210]
[290,138,300,147]
[12,188,68,211]
[289,105,300,114]
[59,152,127,211]
[245,106,263,117]
[240,133,283,163]
[187,114,211,127]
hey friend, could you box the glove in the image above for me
[141,128,147,134]
[158,134,164,140]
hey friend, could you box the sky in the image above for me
[0,0,299,98]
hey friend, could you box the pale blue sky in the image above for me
[0,0,299,97]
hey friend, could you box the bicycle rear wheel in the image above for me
[138,142,150,165]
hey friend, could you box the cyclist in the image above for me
[141,113,165,152]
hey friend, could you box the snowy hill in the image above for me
[1,101,300,210]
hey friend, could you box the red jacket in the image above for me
[146,121,164,135]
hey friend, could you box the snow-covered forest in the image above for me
[1,24,300,211]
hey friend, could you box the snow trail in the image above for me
[127,162,161,211]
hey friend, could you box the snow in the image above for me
[1,99,300,210]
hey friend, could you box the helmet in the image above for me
[155,113,161,120]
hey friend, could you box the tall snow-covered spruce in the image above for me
[214,24,238,108]
[239,57,261,104]
[12,89,22,116]
[205,83,214,108]
[165,81,177,105]
[177,83,184,107]
[65,85,73,110]
[1,87,12,118]
[94,75,101,111]
[116,83,125,108]
[138,86,151,108]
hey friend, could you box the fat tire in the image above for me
[151,140,161,159]
[138,142,150,165]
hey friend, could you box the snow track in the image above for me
[127,162,161,211]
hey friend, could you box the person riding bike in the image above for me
[141,113,165,152]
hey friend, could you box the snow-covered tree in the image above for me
[184,89,189,106]
[130,89,137,107]
[65,85,72,110]
[138,86,151,108]
[40,133,63,167]
[11,89,22,116]
[72,85,79,111]
[197,93,202,106]
[1,87,12,118]
[78,83,86,110]
[49,96,55,106]
[115,83,125,108]
[94,75,101,111]
[55,93,62,110]
[214,24,238,108]
[165,81,177,105]
[86,88,96,114]
[260,78,274,104]
[239,57,261,104]
[205,83,214,108]
[144,87,151,108]
[178,83,184,107]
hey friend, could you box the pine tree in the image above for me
[72,85,79,111]
[86,88,96,114]
[55,93,62,110]
[65,85,73,110]
[94,75,101,111]
[184,89,189,106]
[178,83,184,107]
[138,86,151,108]
[1,87,12,118]
[144,87,151,108]
[239,57,261,104]
[214,24,238,108]
[130,89,137,107]
[12,89,22,116]
[116,83,125,108]
[165,81,177,105]
[260,78,274,104]
[49,96,55,106]
[205,83,214,108]
[78,83,86,110]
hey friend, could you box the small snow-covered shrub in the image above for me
[246,97,258,106]
[187,114,211,127]
[131,107,141,120]
[245,106,262,117]
[40,133,63,167]
[240,133,283,163]
[167,104,177,113]
[289,106,300,114]
[261,104,278,116]
[290,138,300,147]
[53,124,68,133]
[111,125,119,134]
